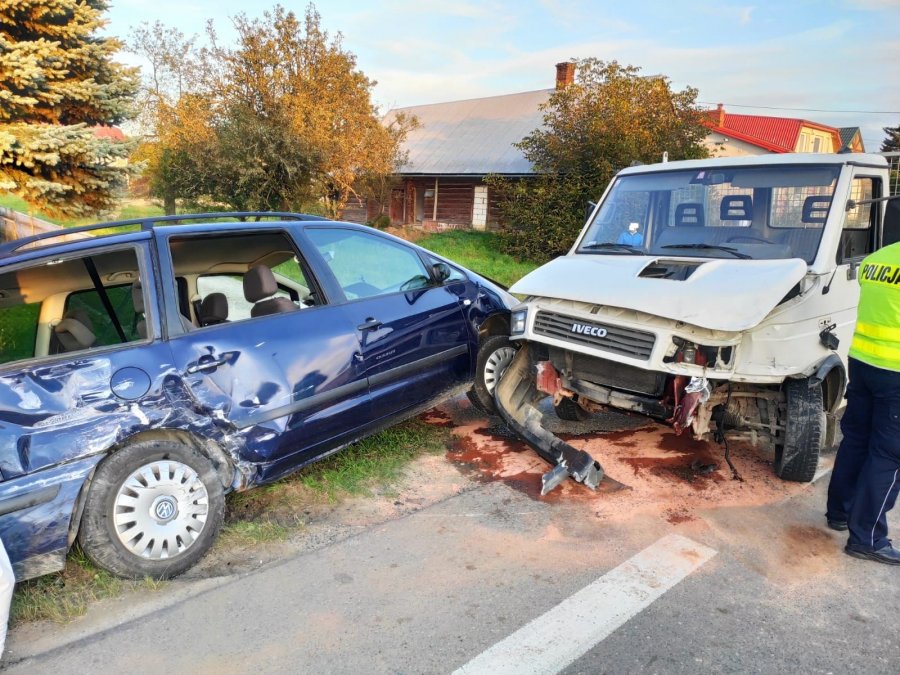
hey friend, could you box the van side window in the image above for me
[841,177,877,262]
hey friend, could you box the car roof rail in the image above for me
[0,211,325,257]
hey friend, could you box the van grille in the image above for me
[533,310,656,360]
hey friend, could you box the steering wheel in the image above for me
[726,235,777,245]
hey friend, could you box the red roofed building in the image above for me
[703,104,844,157]
[91,125,126,142]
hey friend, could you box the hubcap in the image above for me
[483,346,517,395]
[113,460,209,560]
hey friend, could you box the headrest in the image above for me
[243,266,278,302]
[674,202,704,227]
[54,317,96,349]
[720,195,752,221]
[132,281,144,313]
[199,293,229,325]
[802,196,832,224]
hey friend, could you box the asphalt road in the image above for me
[4,451,897,674]
[4,396,899,674]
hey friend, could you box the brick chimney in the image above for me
[555,62,575,90]
[717,103,725,127]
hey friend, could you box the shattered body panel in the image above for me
[495,344,603,494]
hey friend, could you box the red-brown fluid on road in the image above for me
[422,398,822,526]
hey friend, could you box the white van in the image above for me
[494,153,900,493]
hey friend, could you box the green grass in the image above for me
[10,549,164,625]
[417,230,539,287]
[218,519,294,547]
[298,419,451,500]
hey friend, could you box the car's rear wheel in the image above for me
[774,378,823,482]
[554,396,593,422]
[469,335,517,414]
[78,440,225,579]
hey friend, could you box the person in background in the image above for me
[616,222,643,247]
[826,243,900,565]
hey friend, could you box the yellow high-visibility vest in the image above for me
[849,242,900,371]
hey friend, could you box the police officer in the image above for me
[826,243,900,565]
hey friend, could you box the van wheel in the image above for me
[554,397,592,422]
[774,379,823,482]
[469,335,517,415]
[78,440,225,579]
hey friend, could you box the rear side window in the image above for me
[0,247,145,367]
[0,302,41,364]
[66,285,142,346]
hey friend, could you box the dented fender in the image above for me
[494,343,604,494]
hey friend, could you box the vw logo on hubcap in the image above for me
[151,496,178,523]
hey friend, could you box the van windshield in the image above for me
[578,165,840,263]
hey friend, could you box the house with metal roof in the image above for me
[702,104,850,157]
[344,63,576,230]
[839,126,866,153]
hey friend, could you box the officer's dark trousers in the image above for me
[827,357,900,551]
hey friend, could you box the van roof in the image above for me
[618,152,889,177]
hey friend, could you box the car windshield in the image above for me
[578,165,841,263]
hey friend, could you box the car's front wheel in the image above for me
[469,335,518,415]
[78,440,226,579]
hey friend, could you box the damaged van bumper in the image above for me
[494,343,604,494]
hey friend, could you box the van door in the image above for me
[828,173,882,352]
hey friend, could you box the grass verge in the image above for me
[10,549,164,626]
[11,418,452,625]
[417,230,539,287]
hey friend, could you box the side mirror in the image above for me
[432,262,451,283]
[585,201,597,223]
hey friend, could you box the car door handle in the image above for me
[186,356,228,374]
[357,318,383,331]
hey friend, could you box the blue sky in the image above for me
[106,0,900,149]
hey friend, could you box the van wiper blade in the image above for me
[581,242,646,255]
[660,243,751,259]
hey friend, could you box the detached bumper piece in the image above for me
[494,343,604,494]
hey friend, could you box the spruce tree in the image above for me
[0,0,138,217]
[882,124,900,153]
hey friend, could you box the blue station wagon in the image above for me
[0,213,516,579]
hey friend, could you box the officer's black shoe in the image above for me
[827,519,848,531]
[844,543,900,565]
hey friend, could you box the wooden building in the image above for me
[345,63,578,230]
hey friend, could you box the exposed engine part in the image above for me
[714,384,744,481]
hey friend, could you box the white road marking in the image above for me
[453,534,717,675]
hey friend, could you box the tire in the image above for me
[469,335,517,415]
[78,440,226,579]
[774,378,824,482]
[554,396,592,422]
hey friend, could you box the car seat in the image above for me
[243,266,296,317]
[198,292,229,326]
[53,310,96,353]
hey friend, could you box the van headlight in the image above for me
[511,309,528,335]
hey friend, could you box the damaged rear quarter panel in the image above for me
[0,342,257,579]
